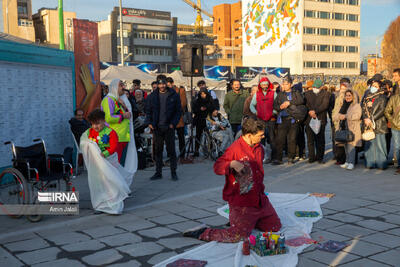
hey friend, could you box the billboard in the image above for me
[121,7,171,21]
[167,64,181,73]
[204,66,231,81]
[73,19,101,116]
[243,0,302,56]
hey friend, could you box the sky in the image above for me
[31,0,400,59]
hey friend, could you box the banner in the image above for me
[73,19,101,116]
[237,67,290,82]
[204,66,231,81]
[166,64,181,73]
[133,63,161,74]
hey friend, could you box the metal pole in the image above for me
[6,0,10,34]
[119,0,124,65]
[231,22,234,78]
[58,0,65,50]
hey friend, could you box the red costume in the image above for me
[256,77,275,122]
[199,137,281,243]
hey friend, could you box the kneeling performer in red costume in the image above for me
[184,116,281,242]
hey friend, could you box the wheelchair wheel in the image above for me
[0,168,30,218]
[26,194,42,223]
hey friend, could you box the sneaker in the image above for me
[263,158,272,164]
[272,160,283,165]
[183,224,207,239]
[150,173,162,180]
[171,172,178,181]
[346,163,354,170]
[340,163,348,169]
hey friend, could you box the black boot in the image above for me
[150,172,162,180]
[171,172,178,181]
[183,225,207,239]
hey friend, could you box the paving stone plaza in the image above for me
[1,158,400,266]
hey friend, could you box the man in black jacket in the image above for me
[273,77,305,165]
[69,109,90,145]
[145,79,182,180]
[304,79,330,163]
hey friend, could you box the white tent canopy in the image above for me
[100,65,156,85]
[167,70,227,90]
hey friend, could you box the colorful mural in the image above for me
[243,0,301,54]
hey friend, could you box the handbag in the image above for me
[362,124,375,141]
[335,121,354,143]
[361,107,376,141]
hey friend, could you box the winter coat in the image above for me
[332,89,348,131]
[144,87,182,129]
[273,90,305,121]
[253,77,275,121]
[361,91,388,134]
[69,118,90,145]
[174,86,188,128]
[304,89,330,125]
[192,88,214,126]
[243,95,256,117]
[385,94,400,131]
[332,90,362,147]
[223,89,249,124]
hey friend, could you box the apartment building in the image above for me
[1,0,35,42]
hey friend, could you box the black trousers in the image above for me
[305,123,326,161]
[176,127,185,158]
[231,123,241,138]
[195,123,206,153]
[276,119,298,161]
[297,123,306,158]
[154,127,177,174]
[266,120,277,160]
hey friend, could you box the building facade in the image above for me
[32,8,76,50]
[242,0,361,75]
[99,7,178,64]
[1,0,35,42]
[212,1,242,67]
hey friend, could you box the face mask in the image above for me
[313,88,320,94]
[370,86,378,93]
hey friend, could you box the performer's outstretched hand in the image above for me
[230,160,244,173]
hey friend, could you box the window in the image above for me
[334,13,345,20]
[333,45,345,52]
[305,10,316,18]
[335,0,345,3]
[133,32,138,38]
[347,30,358,37]
[227,54,235,59]
[333,62,344,68]
[347,46,358,53]
[166,49,172,56]
[135,48,140,55]
[318,0,330,2]
[318,28,330,36]
[304,44,316,51]
[218,27,221,31]
[319,45,330,52]
[117,30,128,38]
[304,27,316,34]
[347,0,358,5]
[17,2,28,16]
[347,14,358,21]
[117,46,128,55]
[304,61,315,68]
[333,29,344,36]
[318,61,330,68]
[347,62,358,69]
[319,11,330,19]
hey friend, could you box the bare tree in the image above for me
[382,16,400,77]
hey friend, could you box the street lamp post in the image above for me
[375,35,383,74]
[280,42,296,68]
[119,0,124,66]
[58,0,65,50]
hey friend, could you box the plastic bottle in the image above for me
[242,239,250,255]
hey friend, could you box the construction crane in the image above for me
[182,0,214,34]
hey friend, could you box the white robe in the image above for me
[80,133,132,214]
[120,94,138,179]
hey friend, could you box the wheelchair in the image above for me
[0,139,74,222]
[200,128,223,161]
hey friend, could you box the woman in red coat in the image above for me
[184,117,281,242]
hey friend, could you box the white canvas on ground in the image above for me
[156,193,329,267]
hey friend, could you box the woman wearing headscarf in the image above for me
[206,107,234,154]
[333,89,362,170]
[101,79,131,163]
[361,79,388,170]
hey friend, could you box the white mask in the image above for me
[313,88,320,94]
[370,86,378,93]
